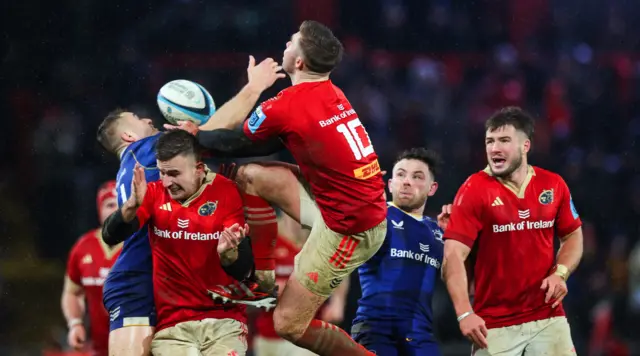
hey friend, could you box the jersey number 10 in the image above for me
[336,118,374,160]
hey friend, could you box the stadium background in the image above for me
[2,0,640,354]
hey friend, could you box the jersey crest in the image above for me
[538,189,554,205]
[198,201,218,216]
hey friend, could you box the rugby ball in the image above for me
[157,79,216,125]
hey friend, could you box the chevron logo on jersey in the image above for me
[177,218,189,229]
[491,197,504,206]
[418,243,430,253]
[159,203,172,211]
[518,209,530,219]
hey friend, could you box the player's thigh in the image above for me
[472,325,528,356]
[352,330,398,356]
[401,341,441,356]
[150,322,199,356]
[201,318,248,356]
[293,217,386,298]
[524,317,576,356]
[236,162,302,222]
[273,274,327,338]
[254,337,318,356]
[108,326,154,356]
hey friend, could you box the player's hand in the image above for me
[541,274,568,308]
[437,204,452,230]
[247,55,286,92]
[127,164,147,208]
[218,162,239,181]
[67,324,86,350]
[218,223,250,255]
[163,120,199,135]
[459,313,488,349]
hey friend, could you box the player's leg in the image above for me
[254,337,317,356]
[273,188,387,355]
[523,317,576,355]
[108,326,154,356]
[400,339,441,356]
[234,163,300,292]
[471,324,528,356]
[351,326,399,356]
[150,321,200,356]
[104,274,156,356]
[200,318,248,356]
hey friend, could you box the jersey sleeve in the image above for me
[555,177,582,237]
[242,97,287,141]
[222,180,246,228]
[136,183,156,226]
[444,177,484,248]
[65,240,83,285]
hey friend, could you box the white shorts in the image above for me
[473,317,576,356]
[151,318,247,356]
[253,336,318,356]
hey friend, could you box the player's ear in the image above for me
[387,178,393,193]
[195,161,205,173]
[121,131,137,144]
[296,56,305,71]
[428,181,439,197]
[523,138,531,154]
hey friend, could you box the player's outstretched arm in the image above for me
[199,56,285,131]
[197,128,285,158]
[102,165,148,245]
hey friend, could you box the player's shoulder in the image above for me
[209,172,236,189]
[457,170,495,193]
[532,166,566,184]
[422,216,442,231]
[71,229,101,251]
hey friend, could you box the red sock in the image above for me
[242,193,277,270]
[293,319,374,356]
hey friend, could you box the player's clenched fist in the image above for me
[458,312,489,350]
[437,204,452,230]
[67,324,86,350]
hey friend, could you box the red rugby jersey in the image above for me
[136,172,247,331]
[66,229,121,355]
[444,166,582,328]
[243,80,386,235]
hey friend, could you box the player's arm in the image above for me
[61,275,85,328]
[441,180,483,317]
[219,180,255,280]
[196,128,284,158]
[443,240,473,316]
[199,56,285,131]
[554,178,584,279]
[103,166,153,245]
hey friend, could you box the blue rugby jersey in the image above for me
[353,202,444,341]
[110,133,160,273]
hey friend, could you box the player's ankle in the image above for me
[254,270,276,292]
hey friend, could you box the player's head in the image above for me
[97,180,118,225]
[283,20,344,76]
[485,106,535,178]
[389,148,441,212]
[97,108,158,154]
[155,130,206,201]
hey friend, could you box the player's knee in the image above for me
[273,304,306,342]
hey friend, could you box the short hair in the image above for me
[155,130,202,162]
[97,108,127,153]
[393,148,442,180]
[485,106,535,140]
[298,20,344,74]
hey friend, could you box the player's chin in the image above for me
[168,190,186,200]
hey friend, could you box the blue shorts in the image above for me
[103,271,156,332]
[352,322,441,356]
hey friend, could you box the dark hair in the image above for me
[485,106,535,140]
[97,108,127,153]
[394,148,442,180]
[298,20,343,74]
[155,130,202,162]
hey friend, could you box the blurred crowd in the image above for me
[3,0,640,354]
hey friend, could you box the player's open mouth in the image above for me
[169,186,182,194]
[492,158,506,167]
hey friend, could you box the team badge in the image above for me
[198,201,218,216]
[538,189,554,205]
